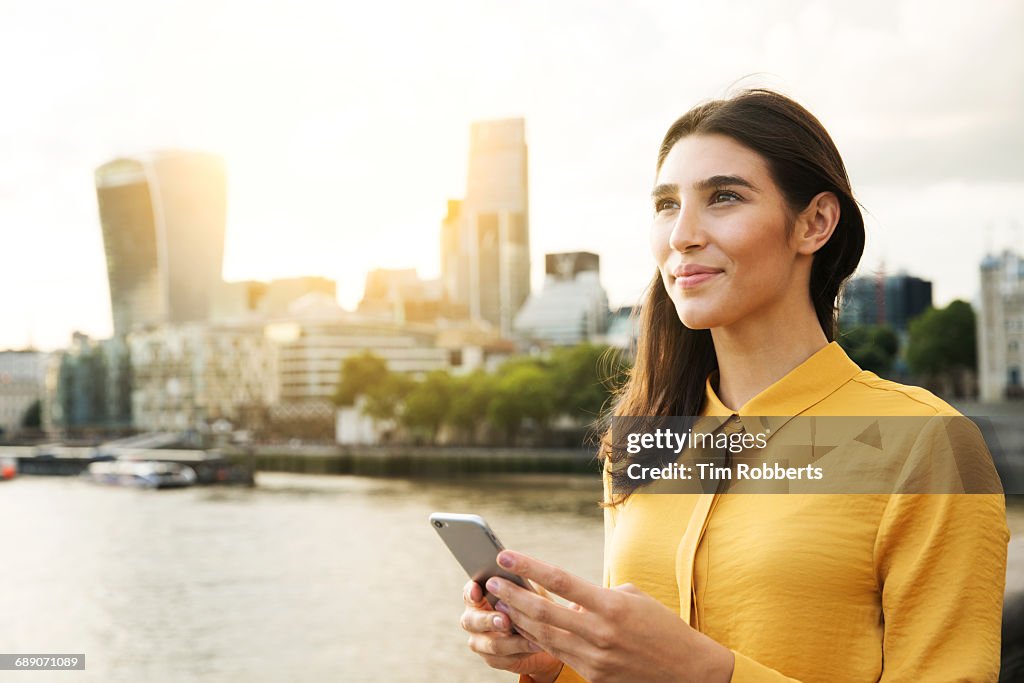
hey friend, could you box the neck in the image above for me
[709,301,828,413]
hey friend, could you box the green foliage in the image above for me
[333,344,633,445]
[487,362,555,440]
[447,371,495,441]
[837,325,900,375]
[548,344,628,420]
[401,370,455,442]
[334,351,390,407]
[906,300,977,376]
[362,373,414,421]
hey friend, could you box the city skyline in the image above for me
[2,0,1022,350]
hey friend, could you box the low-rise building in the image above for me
[979,250,1024,401]
[513,252,609,346]
[0,349,49,437]
[128,322,275,431]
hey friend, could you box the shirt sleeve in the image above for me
[871,414,1008,681]
[728,651,803,682]
[728,415,1009,683]
[872,491,1008,681]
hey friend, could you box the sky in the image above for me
[1,0,1022,351]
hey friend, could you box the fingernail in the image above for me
[486,578,500,593]
[494,601,509,614]
[528,641,542,652]
[492,615,505,628]
[498,552,514,569]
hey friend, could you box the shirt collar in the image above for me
[700,341,863,437]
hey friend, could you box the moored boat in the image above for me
[83,460,197,489]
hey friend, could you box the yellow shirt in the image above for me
[539,341,1009,683]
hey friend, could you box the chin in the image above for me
[673,302,729,330]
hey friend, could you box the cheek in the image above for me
[730,231,791,291]
[649,221,671,263]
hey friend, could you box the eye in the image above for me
[711,189,741,204]
[654,198,679,213]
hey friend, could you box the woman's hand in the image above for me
[485,551,736,683]
[460,578,565,683]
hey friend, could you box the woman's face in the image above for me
[650,133,805,331]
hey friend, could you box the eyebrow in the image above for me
[651,174,760,199]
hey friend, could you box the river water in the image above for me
[3,474,1023,682]
[0,473,604,682]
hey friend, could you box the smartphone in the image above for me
[430,512,537,621]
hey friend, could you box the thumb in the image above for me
[465,580,491,609]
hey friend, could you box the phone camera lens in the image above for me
[433,520,443,529]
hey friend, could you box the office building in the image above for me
[601,305,640,354]
[839,273,933,332]
[357,269,446,324]
[513,252,609,345]
[264,294,450,441]
[46,333,132,434]
[95,151,227,336]
[128,322,275,432]
[211,277,337,321]
[442,118,530,335]
[979,250,1024,401]
[0,350,49,436]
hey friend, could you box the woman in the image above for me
[459,89,1009,682]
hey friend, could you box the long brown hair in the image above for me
[597,88,865,506]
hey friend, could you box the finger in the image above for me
[525,577,553,601]
[494,598,581,662]
[461,607,513,633]
[467,631,538,659]
[476,651,540,672]
[488,577,583,634]
[464,580,488,608]
[492,610,550,656]
[495,550,604,612]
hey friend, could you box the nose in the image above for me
[667,200,705,253]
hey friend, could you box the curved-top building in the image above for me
[95,151,227,336]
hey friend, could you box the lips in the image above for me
[671,264,724,290]
[672,263,724,278]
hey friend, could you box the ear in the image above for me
[794,191,840,255]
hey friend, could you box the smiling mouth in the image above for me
[674,272,722,290]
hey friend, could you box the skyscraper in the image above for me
[839,273,932,332]
[95,151,227,336]
[442,119,530,335]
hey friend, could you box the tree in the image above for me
[362,373,414,422]
[487,362,555,444]
[548,344,629,421]
[333,351,390,407]
[400,370,454,443]
[906,300,977,397]
[448,371,495,445]
[837,325,900,376]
